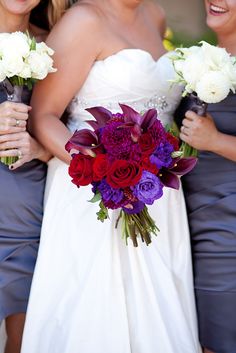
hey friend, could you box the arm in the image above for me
[180,110,236,162]
[29,5,103,164]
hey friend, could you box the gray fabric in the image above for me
[182,93,236,353]
[0,85,47,320]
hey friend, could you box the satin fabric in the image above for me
[21,50,201,353]
[0,85,47,320]
[182,93,236,353]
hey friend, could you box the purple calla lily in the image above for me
[65,129,100,157]
[85,106,113,129]
[160,157,197,189]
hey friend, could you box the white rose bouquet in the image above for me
[0,31,56,165]
[170,41,236,156]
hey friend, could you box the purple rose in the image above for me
[132,171,163,205]
[150,142,174,169]
[98,179,123,205]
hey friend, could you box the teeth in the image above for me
[210,3,227,13]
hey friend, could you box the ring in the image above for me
[17,149,22,159]
[15,119,20,127]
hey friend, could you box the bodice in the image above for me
[67,49,183,132]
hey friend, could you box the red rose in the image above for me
[165,132,180,151]
[139,132,157,155]
[93,154,109,181]
[69,154,94,186]
[141,156,159,175]
[106,160,142,189]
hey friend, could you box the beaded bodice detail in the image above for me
[67,49,183,132]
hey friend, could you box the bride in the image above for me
[21,1,201,352]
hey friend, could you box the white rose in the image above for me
[1,54,24,77]
[1,32,30,59]
[18,62,31,79]
[200,41,231,70]
[36,42,54,56]
[195,71,231,103]
[0,61,6,81]
[27,51,56,80]
[0,33,10,56]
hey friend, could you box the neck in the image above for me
[217,33,236,55]
[0,12,30,33]
[100,0,142,23]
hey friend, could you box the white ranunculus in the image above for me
[181,52,207,90]
[195,71,231,103]
[1,55,24,77]
[1,32,30,59]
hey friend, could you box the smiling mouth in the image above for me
[209,2,228,14]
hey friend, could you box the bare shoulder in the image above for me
[144,0,166,37]
[48,2,104,43]
[29,23,48,42]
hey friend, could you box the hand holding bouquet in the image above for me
[0,31,56,165]
[65,104,197,247]
[171,41,236,155]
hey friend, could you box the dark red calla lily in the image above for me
[85,106,113,129]
[65,129,100,157]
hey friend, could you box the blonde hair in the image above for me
[47,0,73,28]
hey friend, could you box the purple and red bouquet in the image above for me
[65,104,197,247]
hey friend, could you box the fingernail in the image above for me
[9,165,14,170]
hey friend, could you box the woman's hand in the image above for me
[0,101,31,134]
[179,110,219,151]
[0,132,51,169]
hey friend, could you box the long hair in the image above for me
[30,0,75,30]
[47,0,75,29]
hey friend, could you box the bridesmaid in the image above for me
[0,1,72,353]
[180,1,236,352]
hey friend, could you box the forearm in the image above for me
[31,114,72,164]
[211,132,236,162]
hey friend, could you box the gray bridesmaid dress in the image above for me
[182,93,236,353]
[0,84,47,320]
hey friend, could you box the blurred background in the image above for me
[158,0,216,46]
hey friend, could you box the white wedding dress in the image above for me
[21,50,201,353]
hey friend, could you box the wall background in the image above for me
[158,0,215,45]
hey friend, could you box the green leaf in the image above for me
[88,191,101,203]
[96,201,109,222]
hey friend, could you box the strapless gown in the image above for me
[182,93,236,353]
[0,84,47,323]
[21,50,201,353]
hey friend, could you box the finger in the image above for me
[179,132,190,143]
[0,139,26,150]
[180,125,189,136]
[0,148,19,157]
[0,131,27,143]
[7,102,31,113]
[182,118,192,128]
[185,110,199,120]
[11,111,29,121]
[9,157,26,170]
[0,126,26,134]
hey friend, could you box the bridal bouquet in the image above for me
[0,31,56,165]
[170,41,236,155]
[65,104,197,247]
